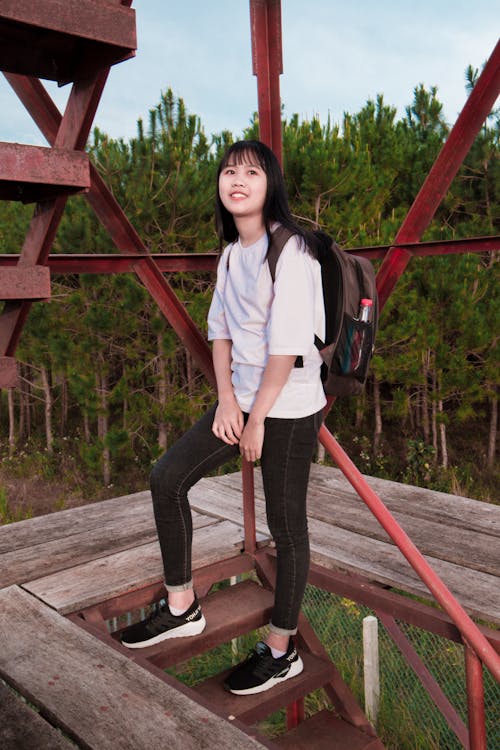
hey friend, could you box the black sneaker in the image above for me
[120,598,206,649]
[224,639,303,695]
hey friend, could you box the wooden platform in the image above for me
[1,464,499,749]
[2,464,499,624]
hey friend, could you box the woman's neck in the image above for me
[234,216,266,248]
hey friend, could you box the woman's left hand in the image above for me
[239,418,265,462]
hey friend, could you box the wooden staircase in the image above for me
[114,577,386,749]
[0,0,136,389]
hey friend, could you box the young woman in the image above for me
[122,140,326,696]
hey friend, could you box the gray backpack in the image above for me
[267,226,378,396]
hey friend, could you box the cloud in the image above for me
[0,0,497,145]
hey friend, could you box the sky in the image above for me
[0,1,498,146]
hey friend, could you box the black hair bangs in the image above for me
[219,140,268,172]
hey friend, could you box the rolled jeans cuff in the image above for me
[165,579,193,593]
[269,620,298,637]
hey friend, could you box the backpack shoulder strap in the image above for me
[266,226,294,282]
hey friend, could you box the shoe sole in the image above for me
[227,655,304,695]
[121,615,206,649]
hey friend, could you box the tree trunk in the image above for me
[96,370,111,486]
[83,413,91,443]
[316,440,325,463]
[421,350,430,442]
[487,389,497,469]
[60,375,68,436]
[185,350,194,397]
[157,333,168,451]
[8,387,16,458]
[18,364,25,441]
[438,396,448,469]
[41,366,54,454]
[373,375,382,456]
[431,366,438,457]
[355,399,364,430]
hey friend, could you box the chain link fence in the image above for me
[302,584,500,750]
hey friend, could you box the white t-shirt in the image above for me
[207,229,326,418]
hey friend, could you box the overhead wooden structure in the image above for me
[0,1,499,748]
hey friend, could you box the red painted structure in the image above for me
[0,1,499,747]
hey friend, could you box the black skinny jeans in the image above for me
[150,402,323,636]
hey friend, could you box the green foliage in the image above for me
[0,486,32,523]
[1,81,497,497]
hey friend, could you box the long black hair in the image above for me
[215,139,318,258]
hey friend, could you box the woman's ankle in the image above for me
[168,589,195,612]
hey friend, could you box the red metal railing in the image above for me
[1,1,499,746]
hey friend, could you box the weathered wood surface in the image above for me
[0,681,74,749]
[23,519,267,615]
[2,464,499,624]
[188,469,500,626]
[0,491,211,588]
[0,586,270,750]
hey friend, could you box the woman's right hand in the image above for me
[212,398,244,445]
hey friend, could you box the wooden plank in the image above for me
[188,478,500,625]
[194,651,335,725]
[195,470,500,576]
[140,579,274,668]
[306,484,500,576]
[308,517,500,625]
[0,681,74,749]
[22,519,259,614]
[0,586,269,750]
[0,356,18,388]
[0,490,152,553]
[0,142,90,188]
[216,465,500,537]
[0,0,136,49]
[308,464,500,537]
[274,709,384,750]
[0,266,51,300]
[0,498,214,588]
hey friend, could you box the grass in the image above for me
[0,486,32,524]
[164,582,500,749]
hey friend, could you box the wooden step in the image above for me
[121,579,275,669]
[274,709,384,750]
[0,267,51,300]
[193,651,335,725]
[0,357,18,388]
[0,0,136,84]
[0,143,90,203]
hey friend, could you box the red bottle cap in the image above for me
[360,298,373,306]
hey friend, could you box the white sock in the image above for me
[169,604,188,616]
[270,646,287,659]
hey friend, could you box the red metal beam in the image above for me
[377,612,469,747]
[1,235,497,274]
[3,73,216,385]
[318,425,500,683]
[0,70,110,358]
[250,0,283,166]
[305,556,500,654]
[376,38,500,310]
[465,646,487,750]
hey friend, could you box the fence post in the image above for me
[363,615,380,725]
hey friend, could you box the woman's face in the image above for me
[218,152,267,223]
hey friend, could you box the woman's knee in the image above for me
[150,451,181,500]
